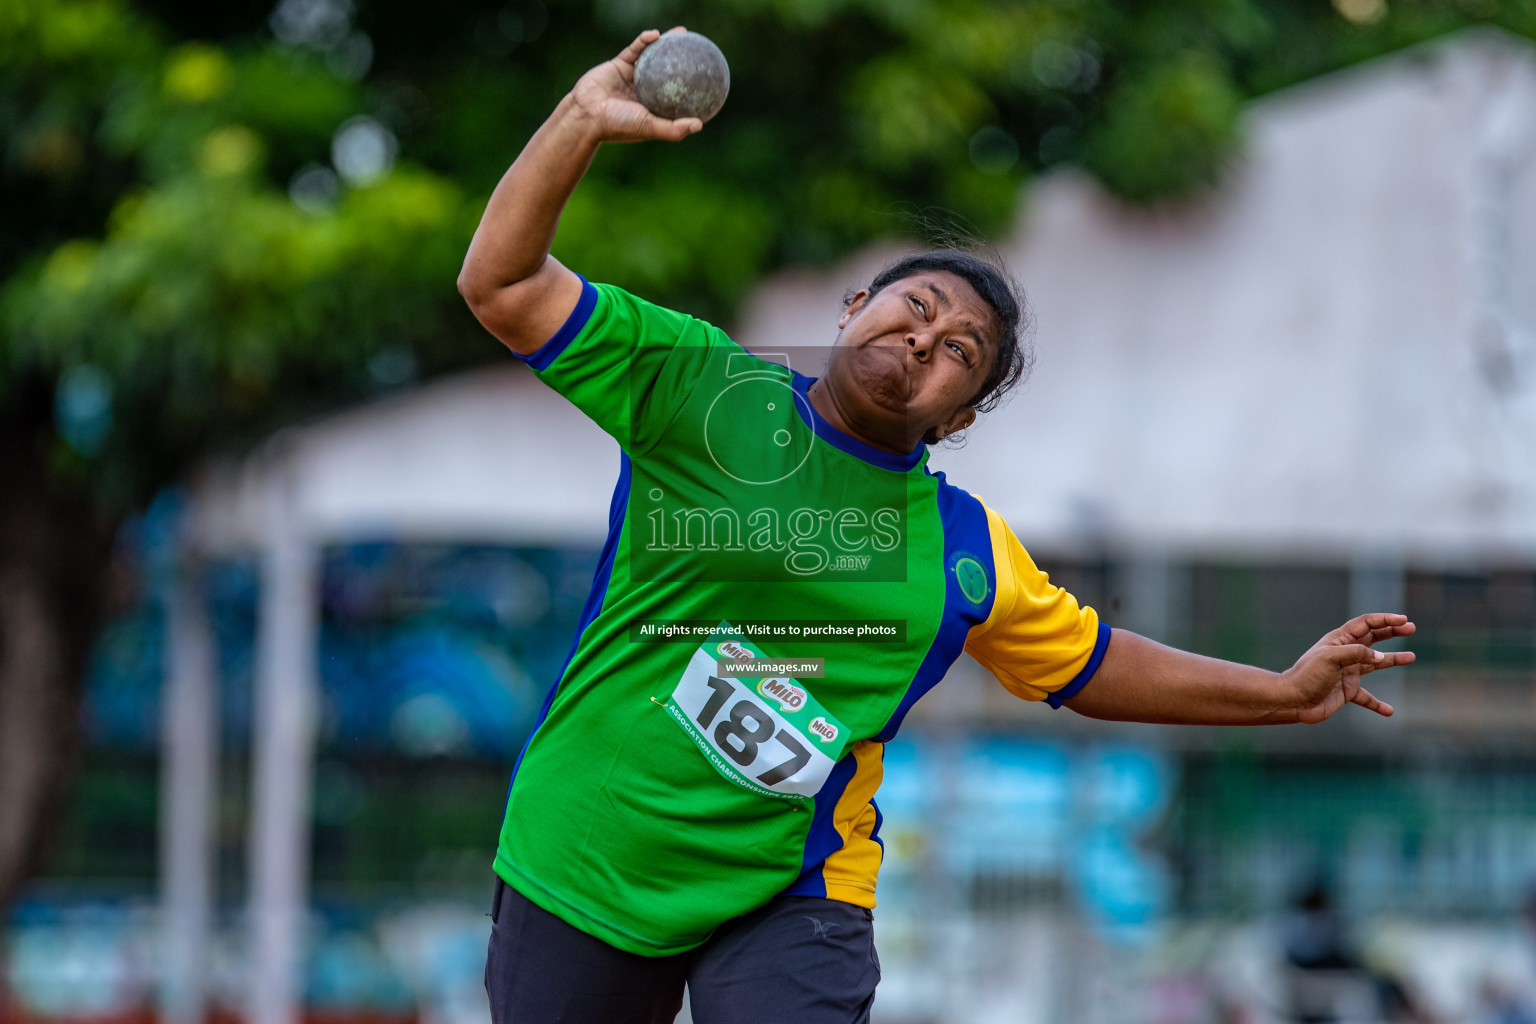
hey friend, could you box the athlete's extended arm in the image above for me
[457,28,702,355]
[1063,613,1416,725]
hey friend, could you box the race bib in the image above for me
[664,625,850,802]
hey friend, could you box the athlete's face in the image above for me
[822,271,998,452]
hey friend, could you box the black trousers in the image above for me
[485,876,881,1024]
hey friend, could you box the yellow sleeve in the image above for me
[963,503,1109,707]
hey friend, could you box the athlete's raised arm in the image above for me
[1064,613,1416,725]
[457,28,702,356]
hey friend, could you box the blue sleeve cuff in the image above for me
[512,275,598,372]
[1045,622,1111,709]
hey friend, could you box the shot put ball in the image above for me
[634,31,730,122]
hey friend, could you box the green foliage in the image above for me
[556,176,777,304]
[4,0,1536,510]
[1,0,478,504]
[1082,53,1245,204]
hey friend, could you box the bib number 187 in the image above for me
[696,676,812,786]
[666,646,840,801]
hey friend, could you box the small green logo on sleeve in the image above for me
[951,555,990,605]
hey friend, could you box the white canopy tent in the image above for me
[160,28,1536,1024]
[165,371,620,1024]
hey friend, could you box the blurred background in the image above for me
[3,0,1536,1022]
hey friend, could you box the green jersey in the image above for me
[495,277,1108,955]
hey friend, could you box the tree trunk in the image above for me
[0,390,117,914]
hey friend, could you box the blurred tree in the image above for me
[1,0,1532,912]
[0,0,477,910]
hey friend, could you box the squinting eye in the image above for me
[909,295,926,315]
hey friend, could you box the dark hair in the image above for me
[850,248,1032,444]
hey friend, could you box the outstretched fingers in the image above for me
[1359,649,1416,674]
[1350,685,1394,717]
[1326,642,1413,673]
[1296,638,1414,724]
[673,116,705,138]
[616,24,686,66]
[1339,612,1415,645]
[1323,643,1383,670]
[616,29,662,69]
[1328,643,1405,716]
[641,114,703,141]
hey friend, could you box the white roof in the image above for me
[192,365,620,549]
[198,29,1536,563]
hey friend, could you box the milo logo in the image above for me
[809,716,839,743]
[757,678,807,713]
[717,641,751,661]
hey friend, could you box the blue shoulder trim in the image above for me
[874,472,996,741]
[502,451,630,803]
[1045,621,1111,709]
[512,275,599,372]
